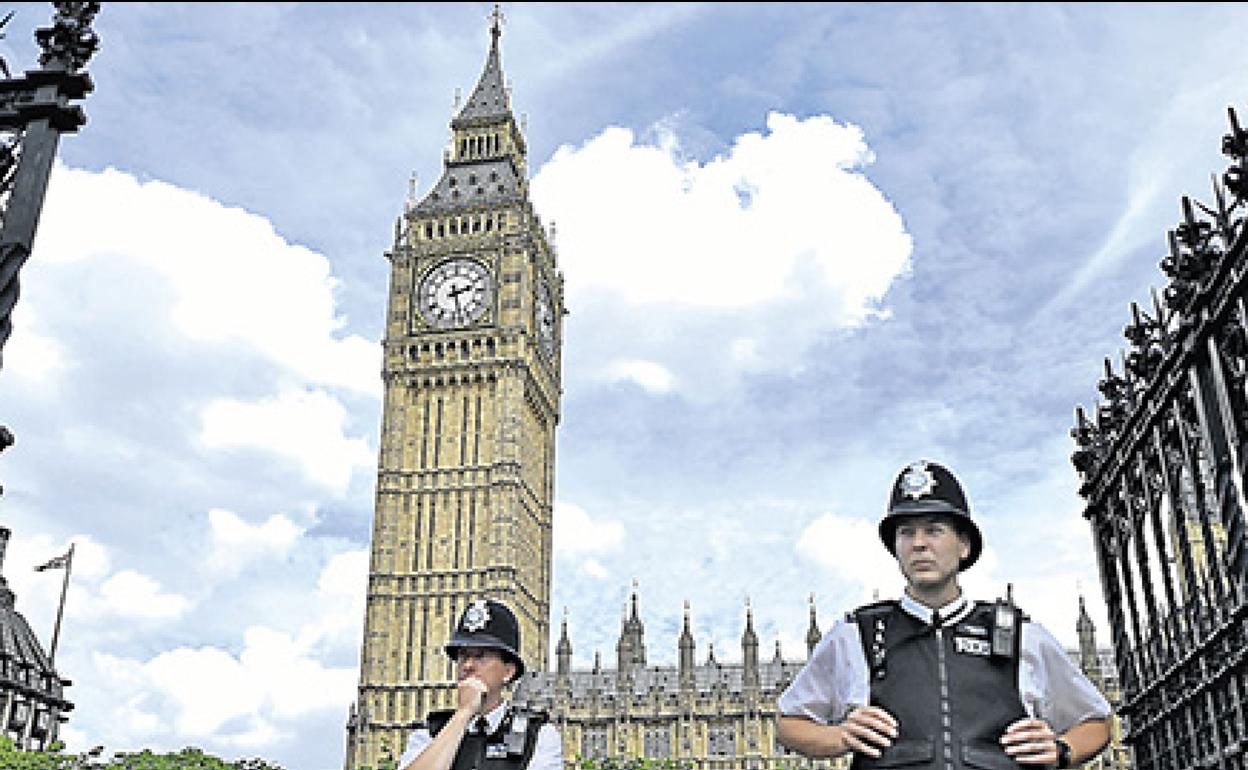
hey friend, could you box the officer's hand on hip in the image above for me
[840,706,898,758]
[1000,717,1057,765]
[456,676,488,715]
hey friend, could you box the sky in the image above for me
[0,2,1246,768]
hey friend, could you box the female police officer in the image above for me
[398,599,562,770]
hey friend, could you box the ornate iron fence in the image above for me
[1072,105,1248,770]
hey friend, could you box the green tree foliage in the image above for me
[0,739,286,770]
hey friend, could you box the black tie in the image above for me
[474,716,489,735]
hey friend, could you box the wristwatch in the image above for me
[1055,738,1073,769]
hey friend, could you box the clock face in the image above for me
[416,259,494,329]
[535,280,556,358]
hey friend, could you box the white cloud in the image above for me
[554,502,625,556]
[795,512,904,600]
[199,388,375,496]
[304,548,369,652]
[532,112,910,314]
[206,508,304,577]
[579,559,610,580]
[89,548,363,745]
[98,570,190,620]
[1,306,68,384]
[36,164,381,397]
[598,358,675,393]
[531,112,912,398]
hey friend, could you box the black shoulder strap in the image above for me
[503,707,548,766]
[851,600,898,678]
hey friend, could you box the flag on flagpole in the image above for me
[35,550,71,572]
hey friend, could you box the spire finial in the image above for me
[489,3,504,43]
[405,171,419,213]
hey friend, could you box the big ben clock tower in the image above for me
[345,9,563,768]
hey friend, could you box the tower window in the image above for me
[425,223,433,239]
[469,174,478,185]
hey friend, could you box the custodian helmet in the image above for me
[445,598,526,678]
[878,460,983,571]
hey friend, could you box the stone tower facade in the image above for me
[345,12,564,768]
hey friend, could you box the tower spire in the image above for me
[805,593,821,658]
[455,4,512,125]
[490,3,504,44]
[679,600,695,685]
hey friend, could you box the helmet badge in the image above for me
[463,599,490,632]
[899,462,938,500]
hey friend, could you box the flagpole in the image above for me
[48,543,74,666]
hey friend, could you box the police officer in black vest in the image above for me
[398,599,562,770]
[776,461,1111,769]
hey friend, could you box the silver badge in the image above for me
[463,599,490,632]
[955,636,991,656]
[899,462,937,499]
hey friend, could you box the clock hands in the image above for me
[446,280,474,321]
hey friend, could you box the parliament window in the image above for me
[644,724,671,758]
[581,726,608,758]
[708,722,735,756]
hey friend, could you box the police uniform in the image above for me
[777,462,1111,770]
[398,600,563,770]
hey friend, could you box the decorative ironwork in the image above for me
[1072,104,1248,770]
[0,1,98,368]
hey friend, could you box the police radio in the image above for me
[991,597,1016,659]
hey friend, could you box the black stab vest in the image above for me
[849,600,1027,770]
[426,707,547,770]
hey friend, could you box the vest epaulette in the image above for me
[847,598,898,623]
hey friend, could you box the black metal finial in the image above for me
[489,3,504,43]
[1224,107,1248,200]
[35,2,100,73]
[0,11,15,79]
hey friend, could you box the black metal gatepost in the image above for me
[0,2,99,751]
[0,1,98,368]
[1072,105,1248,770]
[0,1,96,485]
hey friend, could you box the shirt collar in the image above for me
[899,592,972,627]
[477,700,509,733]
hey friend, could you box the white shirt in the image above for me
[398,700,564,770]
[777,594,1112,733]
